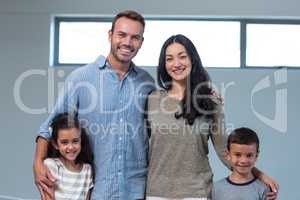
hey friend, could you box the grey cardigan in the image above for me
[146,90,229,198]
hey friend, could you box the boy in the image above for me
[212,127,270,200]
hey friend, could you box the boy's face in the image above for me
[227,143,258,177]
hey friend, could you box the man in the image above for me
[33,10,155,200]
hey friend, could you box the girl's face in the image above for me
[53,127,81,163]
[165,42,192,85]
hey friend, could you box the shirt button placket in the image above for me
[118,80,126,198]
[118,81,124,180]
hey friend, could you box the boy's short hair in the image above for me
[227,127,260,153]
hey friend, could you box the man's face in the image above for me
[109,17,144,64]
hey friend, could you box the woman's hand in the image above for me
[210,90,224,105]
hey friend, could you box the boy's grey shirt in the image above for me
[212,177,270,200]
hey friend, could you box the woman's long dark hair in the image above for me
[157,34,217,125]
[47,113,94,167]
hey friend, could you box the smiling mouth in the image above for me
[172,68,186,74]
[237,165,251,168]
[66,152,77,156]
[118,46,134,55]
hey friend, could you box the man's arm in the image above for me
[33,64,81,199]
[33,137,55,200]
[86,190,91,200]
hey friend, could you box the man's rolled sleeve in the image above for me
[37,115,54,141]
[36,73,79,142]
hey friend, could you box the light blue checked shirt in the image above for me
[39,55,155,200]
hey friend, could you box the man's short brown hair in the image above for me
[111,10,145,32]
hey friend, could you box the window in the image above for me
[54,18,240,67]
[58,21,111,64]
[53,17,300,68]
[246,23,300,67]
[135,20,240,67]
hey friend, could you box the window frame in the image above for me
[241,19,300,69]
[53,16,113,67]
[52,16,300,69]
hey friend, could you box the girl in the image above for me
[145,34,278,200]
[43,112,94,200]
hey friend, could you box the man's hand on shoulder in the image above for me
[33,137,56,200]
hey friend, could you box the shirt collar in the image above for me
[94,55,107,69]
[95,55,137,75]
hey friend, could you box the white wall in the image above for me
[1,0,300,17]
[0,0,299,199]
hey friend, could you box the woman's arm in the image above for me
[210,104,231,169]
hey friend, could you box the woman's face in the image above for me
[165,42,192,85]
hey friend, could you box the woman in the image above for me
[145,34,278,200]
